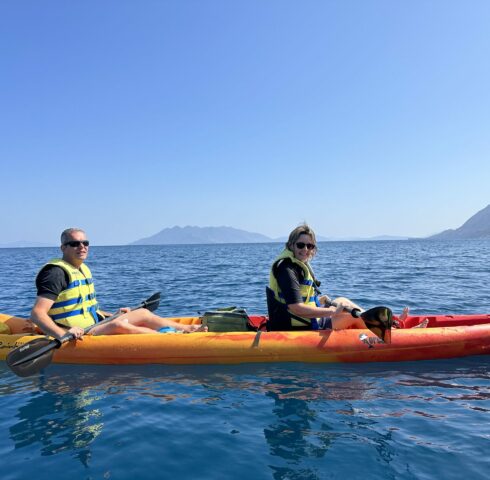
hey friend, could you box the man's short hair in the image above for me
[60,228,85,245]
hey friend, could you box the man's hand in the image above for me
[66,326,85,340]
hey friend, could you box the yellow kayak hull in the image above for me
[2,313,490,365]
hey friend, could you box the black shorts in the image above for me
[317,317,333,329]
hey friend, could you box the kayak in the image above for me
[1,312,490,366]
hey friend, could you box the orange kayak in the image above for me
[1,312,490,365]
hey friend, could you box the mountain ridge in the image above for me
[129,225,410,245]
[130,225,273,245]
[4,204,490,247]
[0,241,54,248]
[428,204,490,240]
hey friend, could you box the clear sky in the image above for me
[1,1,489,245]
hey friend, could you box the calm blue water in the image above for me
[1,240,490,479]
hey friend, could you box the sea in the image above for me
[1,240,489,480]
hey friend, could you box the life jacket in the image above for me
[268,249,321,330]
[40,259,100,328]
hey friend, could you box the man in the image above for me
[31,227,205,340]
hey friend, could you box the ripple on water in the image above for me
[1,241,490,479]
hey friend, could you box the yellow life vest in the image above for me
[269,249,320,329]
[41,259,100,329]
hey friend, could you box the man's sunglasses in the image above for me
[64,240,90,248]
[295,242,316,250]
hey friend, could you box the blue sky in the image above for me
[1,1,489,245]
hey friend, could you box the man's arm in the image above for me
[32,265,86,340]
[31,296,67,339]
[31,296,85,340]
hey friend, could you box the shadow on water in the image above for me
[2,356,489,478]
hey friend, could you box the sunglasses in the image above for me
[64,240,90,248]
[295,242,316,250]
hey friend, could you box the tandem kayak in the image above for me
[1,312,490,366]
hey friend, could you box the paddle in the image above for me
[7,292,161,377]
[326,299,393,343]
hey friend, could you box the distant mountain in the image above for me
[360,235,412,241]
[130,226,274,245]
[428,204,490,240]
[130,226,413,246]
[0,241,54,248]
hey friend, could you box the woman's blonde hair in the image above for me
[285,224,317,254]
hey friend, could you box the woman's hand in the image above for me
[318,295,332,306]
[330,303,351,321]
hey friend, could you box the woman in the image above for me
[267,224,368,331]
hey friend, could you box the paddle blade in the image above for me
[6,338,57,377]
[361,306,393,343]
[142,292,161,312]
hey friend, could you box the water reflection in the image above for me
[264,378,328,480]
[2,357,489,477]
[8,374,104,466]
[393,363,490,409]
[260,370,397,480]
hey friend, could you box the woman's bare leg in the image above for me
[331,312,366,330]
[332,297,363,312]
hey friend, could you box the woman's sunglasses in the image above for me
[64,240,90,248]
[295,242,316,250]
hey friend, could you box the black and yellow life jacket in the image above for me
[267,249,321,330]
[40,259,101,328]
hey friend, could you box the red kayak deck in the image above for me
[397,313,490,329]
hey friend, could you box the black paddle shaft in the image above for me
[7,292,161,377]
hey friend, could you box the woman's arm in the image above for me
[288,302,339,318]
